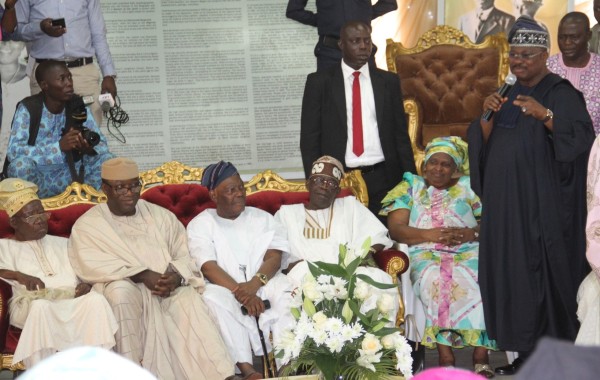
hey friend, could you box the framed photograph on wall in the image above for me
[445,0,568,53]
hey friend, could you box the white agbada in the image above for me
[68,200,234,380]
[187,207,295,364]
[0,235,118,368]
[575,273,600,345]
[275,196,399,318]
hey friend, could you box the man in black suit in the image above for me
[286,0,397,71]
[460,0,515,43]
[299,20,416,219]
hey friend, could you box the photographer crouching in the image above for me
[5,60,114,198]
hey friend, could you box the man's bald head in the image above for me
[560,11,591,31]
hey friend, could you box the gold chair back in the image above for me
[386,25,509,172]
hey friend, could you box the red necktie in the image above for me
[352,71,364,156]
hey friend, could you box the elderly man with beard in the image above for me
[468,17,595,375]
[68,157,236,380]
[187,161,294,380]
[0,178,117,368]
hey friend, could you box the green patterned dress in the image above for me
[381,172,496,350]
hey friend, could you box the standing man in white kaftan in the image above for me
[68,157,236,380]
[187,161,294,380]
[0,178,117,368]
[275,156,399,318]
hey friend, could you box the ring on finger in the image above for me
[521,106,527,113]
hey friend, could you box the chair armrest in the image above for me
[375,249,409,278]
[0,280,13,352]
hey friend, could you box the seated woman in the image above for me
[380,137,497,378]
[576,136,600,345]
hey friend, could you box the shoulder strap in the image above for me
[18,93,45,146]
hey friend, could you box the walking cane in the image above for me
[239,265,277,378]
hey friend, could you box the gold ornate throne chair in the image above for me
[386,25,510,172]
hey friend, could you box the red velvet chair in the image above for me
[0,161,409,370]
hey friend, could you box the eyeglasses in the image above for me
[103,181,142,195]
[310,176,339,189]
[508,51,544,60]
[19,211,51,224]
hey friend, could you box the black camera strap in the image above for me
[65,151,85,183]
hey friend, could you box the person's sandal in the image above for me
[474,363,495,378]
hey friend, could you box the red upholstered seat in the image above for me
[141,184,214,227]
[0,164,409,370]
[141,184,357,226]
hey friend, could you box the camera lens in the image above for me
[82,128,100,147]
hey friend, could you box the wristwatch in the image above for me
[254,272,268,286]
[542,109,554,122]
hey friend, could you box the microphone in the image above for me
[482,73,517,122]
[99,93,115,112]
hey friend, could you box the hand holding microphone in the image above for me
[98,93,129,143]
[99,93,115,113]
[482,73,517,121]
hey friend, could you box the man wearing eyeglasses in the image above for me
[0,178,118,368]
[274,156,398,318]
[468,17,595,375]
[68,157,237,380]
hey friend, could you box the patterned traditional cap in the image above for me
[424,136,470,175]
[101,157,139,181]
[201,161,238,190]
[0,178,40,217]
[508,16,549,49]
[310,155,345,182]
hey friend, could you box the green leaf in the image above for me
[311,261,350,278]
[356,274,397,289]
[307,261,327,279]
[345,256,362,277]
[291,307,301,320]
[341,300,353,323]
[372,320,386,332]
[348,299,371,326]
[361,237,372,257]
[338,243,347,265]
[315,355,341,379]
[372,326,400,337]
[303,296,317,317]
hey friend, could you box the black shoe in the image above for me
[494,357,524,375]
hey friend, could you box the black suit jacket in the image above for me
[299,63,416,188]
[476,7,515,43]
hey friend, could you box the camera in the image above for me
[80,127,100,146]
[65,95,100,147]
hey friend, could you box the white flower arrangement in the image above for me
[276,238,413,379]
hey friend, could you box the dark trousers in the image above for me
[359,162,389,226]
